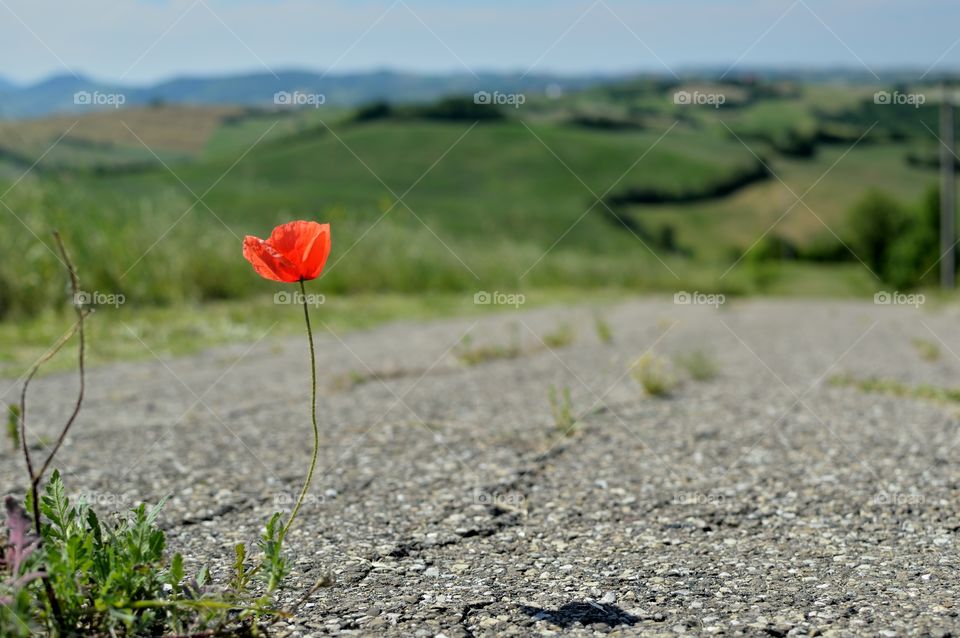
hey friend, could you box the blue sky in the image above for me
[1,0,958,84]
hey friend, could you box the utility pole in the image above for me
[941,82,956,290]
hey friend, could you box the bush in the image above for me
[844,188,942,288]
[848,190,910,275]
[748,234,799,262]
[883,188,940,289]
[351,96,505,124]
[352,101,393,123]
[413,96,505,121]
[797,234,851,262]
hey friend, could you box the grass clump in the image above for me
[676,348,719,381]
[593,314,613,344]
[457,341,523,366]
[332,369,369,391]
[829,374,960,403]
[543,322,577,349]
[456,328,524,366]
[632,353,676,397]
[332,367,423,391]
[911,338,940,362]
[457,322,578,366]
[548,385,577,436]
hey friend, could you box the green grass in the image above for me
[454,318,580,366]
[633,142,935,263]
[725,98,819,147]
[201,108,350,158]
[548,385,577,437]
[593,313,613,344]
[830,374,960,403]
[0,288,626,378]
[4,404,18,449]
[912,338,941,362]
[0,79,952,331]
[632,353,676,397]
[0,117,768,319]
[542,322,577,349]
[455,332,524,367]
[676,348,719,381]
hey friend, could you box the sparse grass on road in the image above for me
[0,288,622,379]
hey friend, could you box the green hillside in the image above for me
[0,118,765,317]
[0,78,949,321]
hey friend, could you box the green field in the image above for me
[0,77,953,366]
[0,114,768,315]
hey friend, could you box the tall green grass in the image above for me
[0,120,762,319]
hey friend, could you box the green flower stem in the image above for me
[280,278,319,543]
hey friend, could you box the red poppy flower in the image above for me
[243,221,331,282]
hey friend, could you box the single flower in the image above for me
[241,220,329,543]
[243,220,331,282]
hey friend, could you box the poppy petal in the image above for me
[268,221,331,281]
[243,236,301,282]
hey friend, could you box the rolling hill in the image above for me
[0,75,946,319]
[0,70,611,119]
[0,115,765,316]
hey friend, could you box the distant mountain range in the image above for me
[0,67,945,120]
[0,70,614,120]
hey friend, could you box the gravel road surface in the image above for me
[3,298,960,637]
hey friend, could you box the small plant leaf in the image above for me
[5,404,19,449]
[167,553,184,594]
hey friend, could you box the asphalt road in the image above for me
[3,298,959,636]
